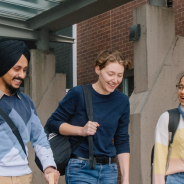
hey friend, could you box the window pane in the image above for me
[122,76,134,97]
[123,78,129,96]
[49,26,73,89]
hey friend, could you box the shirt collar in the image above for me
[0,90,4,99]
[0,90,21,100]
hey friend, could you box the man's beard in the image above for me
[4,77,23,95]
[5,82,19,95]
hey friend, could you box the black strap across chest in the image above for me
[0,107,27,156]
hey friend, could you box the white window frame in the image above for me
[72,24,77,87]
[66,24,77,93]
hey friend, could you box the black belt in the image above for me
[71,154,117,165]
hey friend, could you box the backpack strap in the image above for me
[168,108,180,144]
[81,84,96,170]
[151,108,180,184]
[0,107,27,157]
[165,108,180,171]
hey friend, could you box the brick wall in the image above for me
[77,0,184,183]
[174,0,184,36]
[77,0,148,86]
[77,0,184,86]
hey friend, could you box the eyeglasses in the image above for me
[176,85,184,91]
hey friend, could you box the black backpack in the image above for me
[35,84,96,175]
[151,108,180,184]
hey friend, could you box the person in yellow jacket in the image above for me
[153,74,184,184]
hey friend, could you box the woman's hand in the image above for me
[81,121,100,136]
[59,122,99,136]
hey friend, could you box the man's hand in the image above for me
[44,167,60,184]
[81,121,100,136]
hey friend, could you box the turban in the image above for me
[0,40,30,77]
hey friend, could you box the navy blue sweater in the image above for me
[49,84,130,158]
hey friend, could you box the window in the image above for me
[122,69,134,97]
[49,25,77,90]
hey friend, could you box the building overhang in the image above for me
[0,0,132,43]
[28,0,133,32]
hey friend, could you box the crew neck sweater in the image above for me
[49,84,130,158]
[153,105,184,184]
[0,91,56,176]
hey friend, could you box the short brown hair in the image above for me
[95,49,132,71]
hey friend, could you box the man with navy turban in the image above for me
[0,40,60,184]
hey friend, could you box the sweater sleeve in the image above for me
[29,101,56,171]
[114,98,130,154]
[153,112,169,184]
[48,87,77,134]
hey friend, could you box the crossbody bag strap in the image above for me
[0,107,27,156]
[81,84,96,170]
[165,108,180,171]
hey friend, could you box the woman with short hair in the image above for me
[49,49,132,184]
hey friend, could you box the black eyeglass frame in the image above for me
[176,84,184,91]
